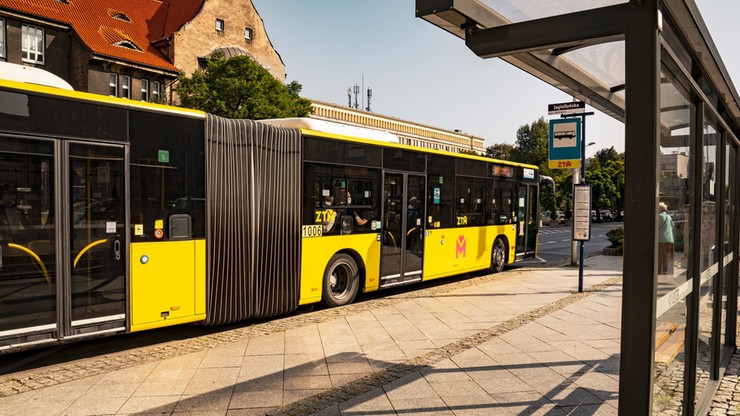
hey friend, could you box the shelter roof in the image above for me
[417,0,740,133]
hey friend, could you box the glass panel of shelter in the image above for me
[721,141,736,351]
[653,66,693,415]
[695,111,721,403]
[653,62,736,413]
[720,140,735,357]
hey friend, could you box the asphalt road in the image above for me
[536,220,622,263]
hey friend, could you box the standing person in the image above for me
[658,202,675,275]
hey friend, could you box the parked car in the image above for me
[541,211,551,226]
[592,209,613,222]
[599,209,613,221]
[556,210,566,224]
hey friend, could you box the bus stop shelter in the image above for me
[416,0,740,414]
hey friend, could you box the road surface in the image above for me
[536,220,621,263]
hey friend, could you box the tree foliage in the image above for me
[176,53,313,119]
[486,143,515,160]
[586,152,625,220]
[510,117,550,172]
[593,146,623,166]
[458,148,483,156]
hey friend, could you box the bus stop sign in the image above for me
[548,118,582,169]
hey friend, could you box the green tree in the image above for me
[586,154,625,221]
[510,117,550,171]
[593,146,622,166]
[176,52,313,119]
[486,143,515,160]
[459,149,483,156]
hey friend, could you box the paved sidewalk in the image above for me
[0,256,624,416]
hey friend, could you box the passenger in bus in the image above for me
[353,211,368,226]
[346,191,372,227]
[335,188,349,205]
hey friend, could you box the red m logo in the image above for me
[455,235,466,258]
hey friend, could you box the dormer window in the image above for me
[244,27,253,41]
[109,8,131,21]
[215,19,224,32]
[112,12,130,22]
[100,26,141,52]
[113,39,141,51]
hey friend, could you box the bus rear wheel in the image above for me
[490,238,506,274]
[321,253,359,307]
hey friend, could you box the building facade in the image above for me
[311,100,486,154]
[0,0,284,102]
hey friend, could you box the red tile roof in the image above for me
[1,0,205,73]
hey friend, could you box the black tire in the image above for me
[490,238,506,274]
[321,253,360,307]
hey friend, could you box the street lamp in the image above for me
[583,142,596,180]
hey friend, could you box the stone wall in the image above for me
[172,0,285,82]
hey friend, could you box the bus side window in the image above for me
[492,181,514,225]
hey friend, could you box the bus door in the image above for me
[0,137,126,350]
[0,136,58,348]
[380,172,425,287]
[67,142,126,337]
[515,184,538,259]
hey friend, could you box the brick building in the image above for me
[0,0,285,101]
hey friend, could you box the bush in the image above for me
[606,227,624,254]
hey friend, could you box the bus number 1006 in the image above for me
[302,225,323,238]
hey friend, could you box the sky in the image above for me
[251,0,738,157]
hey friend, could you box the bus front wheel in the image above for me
[490,238,506,274]
[321,253,359,307]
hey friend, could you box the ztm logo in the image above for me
[455,235,466,258]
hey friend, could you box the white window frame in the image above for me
[244,27,253,41]
[141,79,149,102]
[108,73,118,97]
[121,75,131,99]
[152,80,160,102]
[215,19,224,32]
[21,24,44,64]
[0,18,6,58]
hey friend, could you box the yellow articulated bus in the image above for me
[0,74,539,353]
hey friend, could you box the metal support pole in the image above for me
[563,111,592,293]
[618,1,660,412]
[571,169,580,266]
[578,115,587,293]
